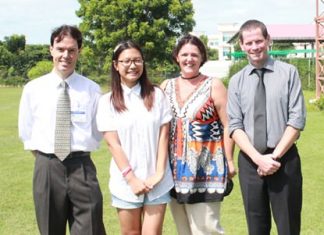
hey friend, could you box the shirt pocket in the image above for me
[70,94,91,124]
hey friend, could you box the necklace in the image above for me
[176,74,206,108]
[180,72,201,80]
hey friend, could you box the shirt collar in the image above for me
[247,57,274,75]
[51,70,76,88]
[122,82,141,97]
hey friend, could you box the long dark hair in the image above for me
[110,40,155,112]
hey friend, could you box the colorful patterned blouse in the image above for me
[164,77,228,203]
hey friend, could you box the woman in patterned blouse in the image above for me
[160,34,236,235]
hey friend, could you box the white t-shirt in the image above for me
[96,83,174,202]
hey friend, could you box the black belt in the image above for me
[37,151,90,159]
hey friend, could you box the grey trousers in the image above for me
[33,151,106,235]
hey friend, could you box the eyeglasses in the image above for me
[117,59,144,67]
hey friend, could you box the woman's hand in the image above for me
[144,172,164,189]
[227,159,237,179]
[126,172,151,196]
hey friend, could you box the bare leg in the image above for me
[142,204,167,235]
[117,208,142,235]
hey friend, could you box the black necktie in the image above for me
[253,68,267,153]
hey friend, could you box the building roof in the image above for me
[228,24,315,43]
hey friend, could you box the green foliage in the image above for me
[27,61,53,80]
[0,64,26,86]
[314,96,324,111]
[4,34,26,53]
[208,48,218,60]
[24,44,51,62]
[78,46,99,76]
[281,58,315,91]
[77,0,195,72]
[199,34,208,46]
[227,57,315,91]
[271,42,294,51]
[9,52,29,77]
[88,74,110,86]
[234,41,241,52]
[199,35,218,60]
[0,45,13,67]
[14,45,51,78]
[227,59,248,78]
[0,37,50,82]
[0,66,8,79]
[222,77,230,88]
[0,76,25,86]
[7,66,15,77]
[147,61,178,83]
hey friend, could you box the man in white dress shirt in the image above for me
[18,25,106,235]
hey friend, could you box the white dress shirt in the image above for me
[18,71,102,153]
[96,83,174,202]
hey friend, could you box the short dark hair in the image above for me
[110,40,155,113]
[172,34,207,67]
[238,19,269,43]
[50,25,82,49]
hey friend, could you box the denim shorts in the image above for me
[111,192,171,209]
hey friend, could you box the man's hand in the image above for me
[256,154,281,176]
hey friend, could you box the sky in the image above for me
[0,0,317,45]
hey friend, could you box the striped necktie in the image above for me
[54,81,71,160]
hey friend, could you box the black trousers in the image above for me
[238,145,302,235]
[33,151,106,235]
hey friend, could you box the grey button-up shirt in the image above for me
[227,57,306,148]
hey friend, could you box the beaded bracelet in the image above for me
[121,166,132,177]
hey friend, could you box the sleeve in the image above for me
[91,85,103,142]
[96,93,118,132]
[156,88,172,125]
[18,84,33,149]
[287,66,306,130]
[227,74,245,137]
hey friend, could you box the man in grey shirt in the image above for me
[227,19,306,235]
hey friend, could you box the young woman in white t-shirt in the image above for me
[96,40,173,235]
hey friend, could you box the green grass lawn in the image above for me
[0,87,323,235]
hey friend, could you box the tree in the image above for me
[24,45,51,62]
[0,45,13,67]
[271,42,294,51]
[27,61,53,79]
[10,44,51,78]
[77,0,195,71]
[4,34,26,54]
[78,46,98,76]
[208,48,218,60]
